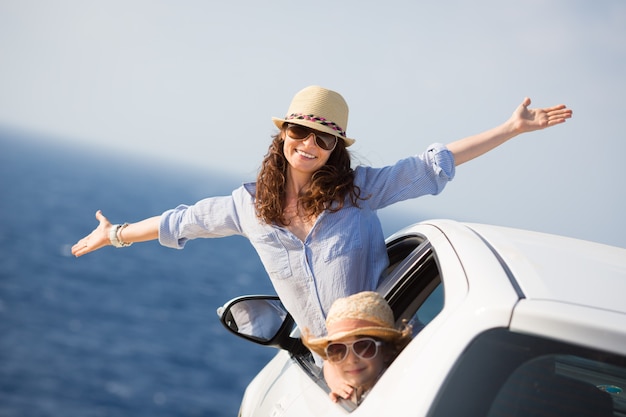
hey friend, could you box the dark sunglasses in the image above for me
[325,337,383,363]
[285,123,338,151]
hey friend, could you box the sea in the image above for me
[0,129,282,417]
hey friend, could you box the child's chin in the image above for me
[346,377,373,390]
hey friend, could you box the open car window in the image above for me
[292,234,445,409]
[378,235,443,334]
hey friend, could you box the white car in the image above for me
[218,220,626,417]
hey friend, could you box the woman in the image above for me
[303,291,413,404]
[72,85,572,337]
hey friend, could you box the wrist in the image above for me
[504,118,524,136]
[109,223,132,248]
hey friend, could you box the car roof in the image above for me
[460,222,626,315]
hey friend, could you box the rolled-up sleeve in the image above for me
[429,143,455,183]
[159,192,245,249]
[356,143,456,209]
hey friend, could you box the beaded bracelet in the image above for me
[109,223,133,248]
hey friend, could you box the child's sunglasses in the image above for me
[324,337,383,363]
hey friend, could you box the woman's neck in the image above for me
[285,168,313,198]
[282,170,316,241]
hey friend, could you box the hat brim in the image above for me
[303,326,405,358]
[272,117,356,147]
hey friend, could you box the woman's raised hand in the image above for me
[511,97,572,134]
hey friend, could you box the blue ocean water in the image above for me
[0,130,278,417]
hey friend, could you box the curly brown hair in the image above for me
[384,322,413,364]
[255,128,365,225]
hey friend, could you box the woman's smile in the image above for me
[294,148,317,160]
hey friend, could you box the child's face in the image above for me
[325,336,387,391]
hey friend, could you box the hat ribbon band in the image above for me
[285,113,346,137]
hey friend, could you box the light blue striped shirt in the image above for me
[159,143,455,337]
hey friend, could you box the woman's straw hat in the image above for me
[303,291,405,357]
[272,85,356,147]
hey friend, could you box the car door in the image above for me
[238,224,468,417]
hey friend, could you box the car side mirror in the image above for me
[217,295,308,354]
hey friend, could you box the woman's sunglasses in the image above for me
[285,123,338,151]
[325,337,383,363]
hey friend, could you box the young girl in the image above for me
[303,291,412,404]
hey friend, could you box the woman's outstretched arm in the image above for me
[447,97,572,166]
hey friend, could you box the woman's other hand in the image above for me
[71,210,112,257]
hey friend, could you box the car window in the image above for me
[291,234,446,410]
[407,283,443,336]
[426,329,626,417]
[382,243,443,334]
[380,234,425,281]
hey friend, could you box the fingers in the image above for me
[554,107,572,117]
[534,103,571,118]
[545,103,567,111]
[545,105,573,126]
[329,389,352,403]
[328,384,354,402]
[71,210,109,257]
[72,232,99,257]
[71,238,90,257]
[544,104,570,118]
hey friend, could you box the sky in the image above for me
[1,0,625,248]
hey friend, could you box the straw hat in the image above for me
[272,85,356,147]
[303,291,406,358]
